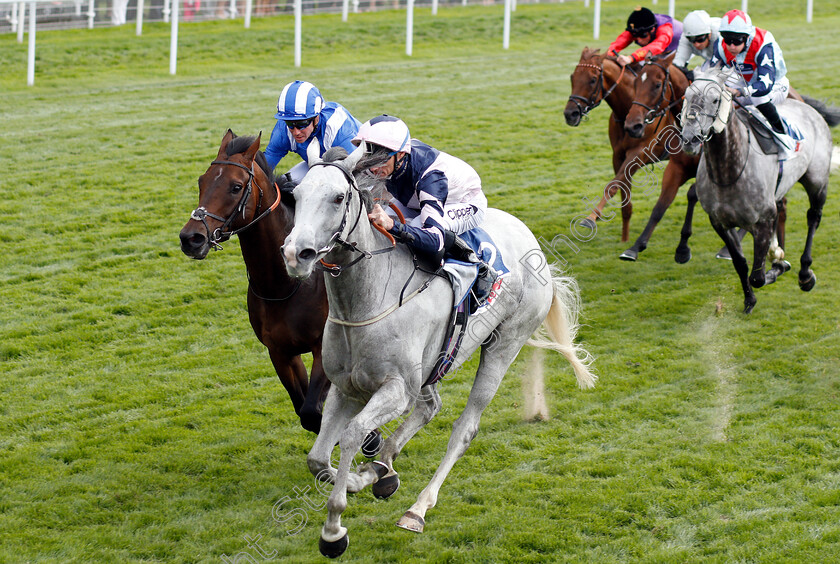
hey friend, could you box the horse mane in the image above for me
[226,135,277,187]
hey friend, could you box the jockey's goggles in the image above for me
[365,143,398,161]
[721,33,748,46]
[284,118,315,130]
[688,34,709,44]
[629,27,653,38]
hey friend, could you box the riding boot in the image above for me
[278,172,298,193]
[444,232,499,303]
[757,102,796,160]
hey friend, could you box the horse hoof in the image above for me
[674,247,692,264]
[619,249,638,261]
[743,299,757,314]
[716,247,732,261]
[799,270,816,292]
[578,218,596,230]
[396,511,425,533]
[319,532,349,558]
[361,429,383,458]
[774,260,792,274]
[372,471,400,499]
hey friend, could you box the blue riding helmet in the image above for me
[275,80,325,120]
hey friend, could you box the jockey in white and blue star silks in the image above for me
[265,80,361,183]
[354,115,487,256]
[705,9,797,158]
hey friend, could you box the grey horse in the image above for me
[679,67,836,314]
[282,145,596,558]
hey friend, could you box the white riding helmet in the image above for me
[683,10,712,37]
[719,9,753,36]
[353,115,412,155]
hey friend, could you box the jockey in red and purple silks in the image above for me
[608,6,683,66]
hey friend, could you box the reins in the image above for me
[631,61,684,125]
[189,159,282,250]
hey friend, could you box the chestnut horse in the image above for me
[179,130,329,434]
[621,51,700,263]
[565,47,683,243]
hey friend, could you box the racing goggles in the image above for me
[285,117,315,130]
[629,27,653,38]
[721,33,748,46]
[688,34,709,44]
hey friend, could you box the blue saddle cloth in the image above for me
[442,227,508,308]
[458,227,509,275]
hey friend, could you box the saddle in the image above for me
[735,107,804,156]
[424,228,508,387]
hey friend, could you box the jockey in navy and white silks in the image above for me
[358,115,498,301]
[608,6,683,66]
[356,115,487,256]
[673,10,721,79]
[265,80,362,183]
[705,9,797,158]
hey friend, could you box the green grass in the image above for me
[2,1,840,562]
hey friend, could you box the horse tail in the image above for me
[801,94,840,127]
[526,264,597,390]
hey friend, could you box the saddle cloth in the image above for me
[736,107,804,156]
[441,226,509,308]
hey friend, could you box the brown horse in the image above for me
[179,130,329,434]
[622,51,799,262]
[564,47,670,242]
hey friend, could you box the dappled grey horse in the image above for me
[282,145,596,558]
[680,67,835,313]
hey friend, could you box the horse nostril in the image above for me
[180,231,205,249]
[298,248,316,261]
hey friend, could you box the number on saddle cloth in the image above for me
[441,227,509,308]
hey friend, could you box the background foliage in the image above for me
[2,1,840,561]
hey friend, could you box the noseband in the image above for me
[189,159,280,250]
[631,61,683,125]
[568,61,629,118]
[309,161,396,277]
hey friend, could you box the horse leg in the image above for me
[797,181,827,291]
[396,343,518,534]
[715,228,747,260]
[319,379,410,557]
[621,160,689,261]
[372,386,443,499]
[300,345,329,435]
[675,183,698,264]
[267,349,308,426]
[776,197,787,257]
[749,220,774,289]
[579,147,628,229]
[713,224,756,313]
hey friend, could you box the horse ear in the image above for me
[343,142,366,172]
[218,129,235,158]
[661,51,676,66]
[306,139,323,166]
[244,132,261,162]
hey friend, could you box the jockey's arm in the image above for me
[607,31,633,57]
[264,121,291,171]
[387,170,449,255]
[672,36,694,68]
[744,43,777,98]
[629,23,674,62]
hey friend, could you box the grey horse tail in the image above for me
[800,94,840,127]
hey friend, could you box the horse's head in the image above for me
[625,51,675,138]
[679,66,734,155]
[282,145,369,278]
[565,48,607,126]
[180,129,283,259]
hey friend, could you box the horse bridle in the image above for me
[631,61,683,124]
[309,161,396,277]
[189,159,280,250]
[567,61,630,118]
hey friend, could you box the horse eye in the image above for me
[712,98,720,105]
[231,183,243,193]
[333,194,345,204]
